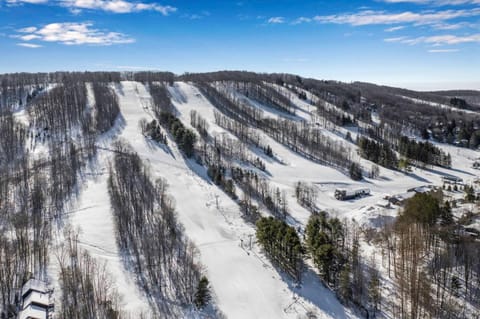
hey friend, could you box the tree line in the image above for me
[92,82,120,133]
[397,136,451,168]
[56,227,125,319]
[375,192,480,318]
[213,110,273,157]
[0,76,111,317]
[229,81,296,115]
[148,83,197,158]
[196,82,363,180]
[107,141,212,316]
[256,217,304,281]
[357,136,398,169]
[0,134,94,318]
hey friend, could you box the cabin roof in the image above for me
[23,291,51,308]
[22,279,48,298]
[18,304,48,319]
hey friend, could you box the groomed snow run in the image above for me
[112,81,359,319]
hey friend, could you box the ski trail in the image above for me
[114,81,359,319]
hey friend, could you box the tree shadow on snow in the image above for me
[423,165,475,177]
[405,172,431,184]
[269,260,353,319]
[183,156,214,185]
[112,82,125,97]
[167,83,188,104]
[144,135,175,158]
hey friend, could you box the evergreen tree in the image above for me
[264,145,273,157]
[349,162,363,181]
[399,192,441,226]
[256,217,304,281]
[194,276,211,310]
[305,213,346,285]
[465,185,476,202]
[420,128,430,140]
[440,201,454,226]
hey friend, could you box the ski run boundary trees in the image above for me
[107,141,214,317]
[195,81,363,180]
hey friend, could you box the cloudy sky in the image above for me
[1,0,479,90]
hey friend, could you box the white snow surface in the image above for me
[45,80,480,318]
[117,81,358,318]
[398,94,479,115]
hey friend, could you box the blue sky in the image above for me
[1,0,479,90]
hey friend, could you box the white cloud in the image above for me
[17,42,42,48]
[60,0,176,14]
[6,0,177,14]
[428,48,460,52]
[385,33,480,44]
[15,22,135,45]
[69,7,83,14]
[18,34,41,40]
[267,17,285,24]
[384,36,408,42]
[382,0,480,5]
[382,0,429,3]
[385,25,405,31]
[313,8,480,26]
[432,21,474,29]
[291,17,312,25]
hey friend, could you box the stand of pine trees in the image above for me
[397,136,451,168]
[305,212,347,286]
[158,111,197,157]
[357,136,398,169]
[139,119,168,145]
[256,217,304,282]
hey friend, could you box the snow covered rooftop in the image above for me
[23,291,51,308]
[22,279,48,297]
[18,304,48,319]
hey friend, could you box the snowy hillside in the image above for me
[1,71,479,319]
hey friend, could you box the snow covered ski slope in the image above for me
[112,81,359,319]
[43,79,480,319]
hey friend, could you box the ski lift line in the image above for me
[45,204,101,220]
[197,238,238,247]
[284,296,300,312]
[95,145,187,171]
[76,240,119,257]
